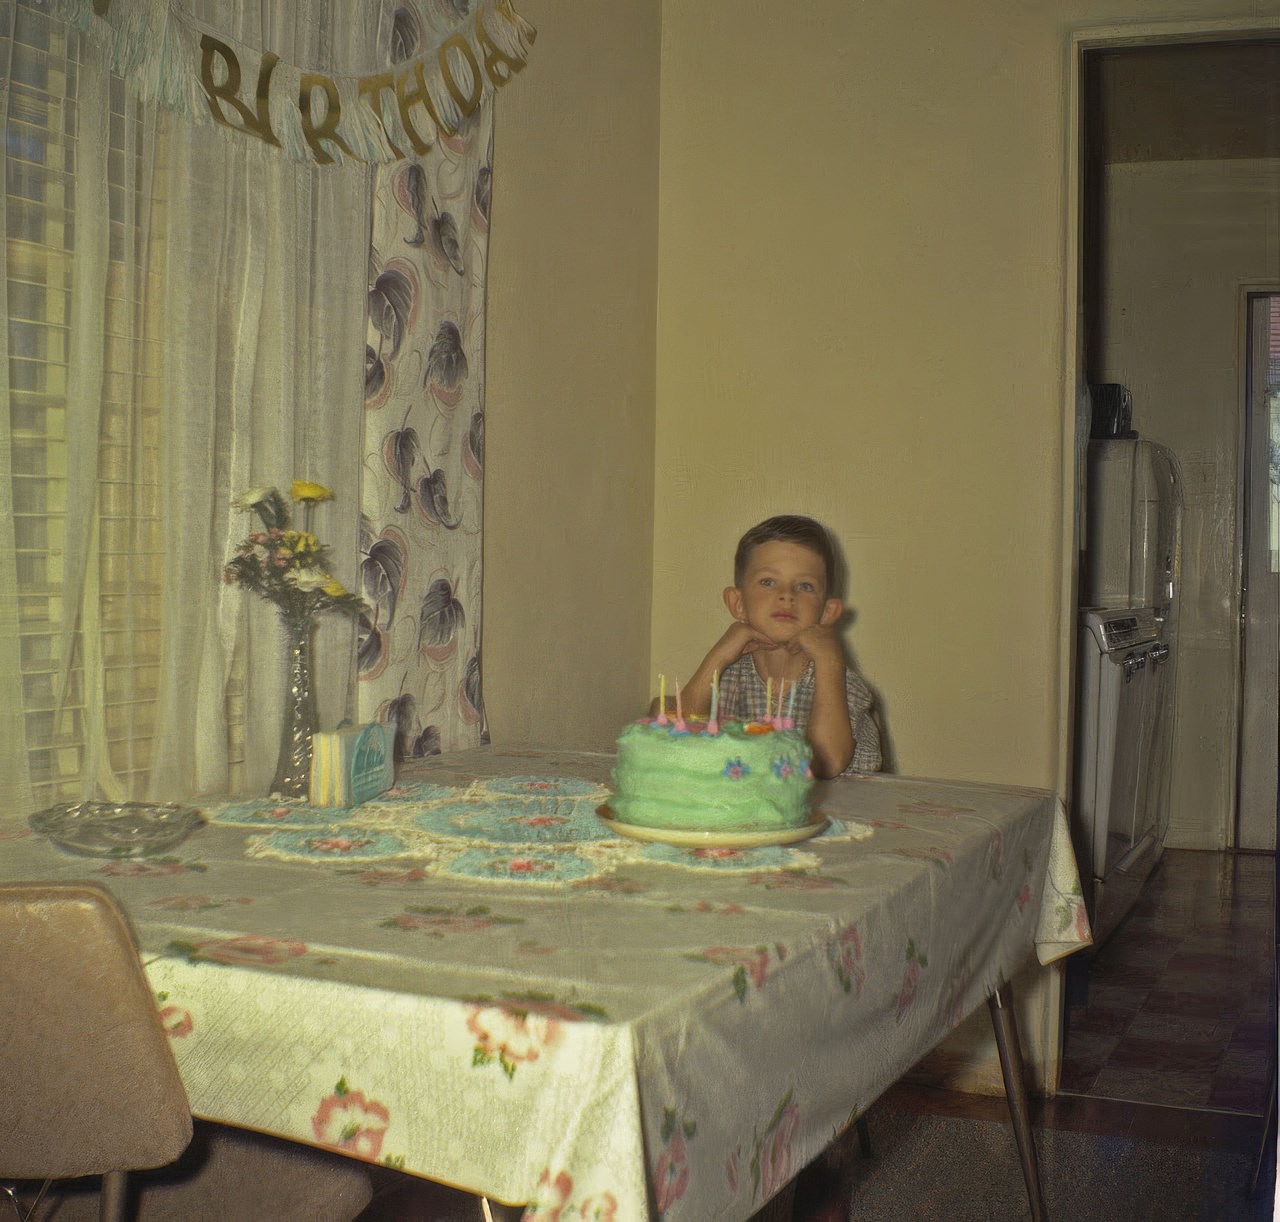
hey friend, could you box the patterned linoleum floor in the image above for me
[1059,848,1275,1115]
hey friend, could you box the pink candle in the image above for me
[674,679,686,731]
[785,678,797,729]
[656,673,668,725]
[708,670,720,735]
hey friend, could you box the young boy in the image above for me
[680,515,881,779]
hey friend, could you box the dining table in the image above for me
[2,744,1091,1221]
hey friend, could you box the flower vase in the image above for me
[269,612,319,799]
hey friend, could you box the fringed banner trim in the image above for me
[41,0,536,166]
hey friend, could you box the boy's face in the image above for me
[724,540,843,644]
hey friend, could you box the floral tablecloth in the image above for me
[1,747,1090,1221]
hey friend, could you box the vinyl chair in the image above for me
[0,882,372,1222]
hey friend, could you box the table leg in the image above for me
[988,984,1047,1222]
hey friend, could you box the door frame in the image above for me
[1235,288,1280,850]
[1060,17,1280,827]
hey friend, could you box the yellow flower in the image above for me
[322,578,349,598]
[282,530,319,555]
[291,480,333,504]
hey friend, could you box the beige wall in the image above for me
[1099,158,1280,849]
[485,0,1280,786]
[484,0,661,750]
[651,1,1280,791]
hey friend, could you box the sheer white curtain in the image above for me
[0,0,381,812]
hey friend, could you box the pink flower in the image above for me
[98,860,190,877]
[1075,901,1091,941]
[524,1169,573,1221]
[159,1005,193,1038]
[834,925,865,997]
[725,1149,741,1195]
[386,913,495,935]
[699,946,770,988]
[467,1003,563,1065]
[691,847,744,860]
[748,871,838,891]
[146,894,253,911]
[355,867,428,885]
[311,1087,390,1161]
[522,815,566,828]
[579,1192,618,1221]
[758,1100,799,1200]
[308,835,372,854]
[654,1128,689,1213]
[194,935,308,966]
[896,959,921,1023]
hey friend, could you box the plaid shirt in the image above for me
[717,654,882,775]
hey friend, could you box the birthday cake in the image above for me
[610,718,814,832]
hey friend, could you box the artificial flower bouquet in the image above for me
[223,480,365,620]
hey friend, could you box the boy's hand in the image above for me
[714,620,778,667]
[786,623,844,668]
[675,621,778,720]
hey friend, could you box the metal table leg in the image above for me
[988,983,1047,1222]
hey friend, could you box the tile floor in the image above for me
[872,847,1276,1189]
[1059,848,1275,1116]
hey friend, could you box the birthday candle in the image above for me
[657,673,668,725]
[775,679,786,728]
[785,677,798,729]
[674,679,686,730]
[708,669,720,734]
[765,678,773,724]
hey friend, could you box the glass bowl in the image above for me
[28,801,206,858]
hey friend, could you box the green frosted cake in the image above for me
[610,718,814,831]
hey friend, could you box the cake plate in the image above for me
[596,807,827,849]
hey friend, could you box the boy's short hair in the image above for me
[733,515,838,592]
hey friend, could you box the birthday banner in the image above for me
[45,0,536,166]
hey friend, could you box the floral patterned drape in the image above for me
[358,114,490,760]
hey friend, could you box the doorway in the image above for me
[1078,38,1280,853]
[1238,294,1280,849]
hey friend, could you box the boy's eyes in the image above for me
[756,577,817,593]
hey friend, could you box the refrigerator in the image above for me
[1073,437,1183,945]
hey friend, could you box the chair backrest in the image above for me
[0,882,193,1179]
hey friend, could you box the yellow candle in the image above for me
[766,677,773,722]
[657,673,668,723]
